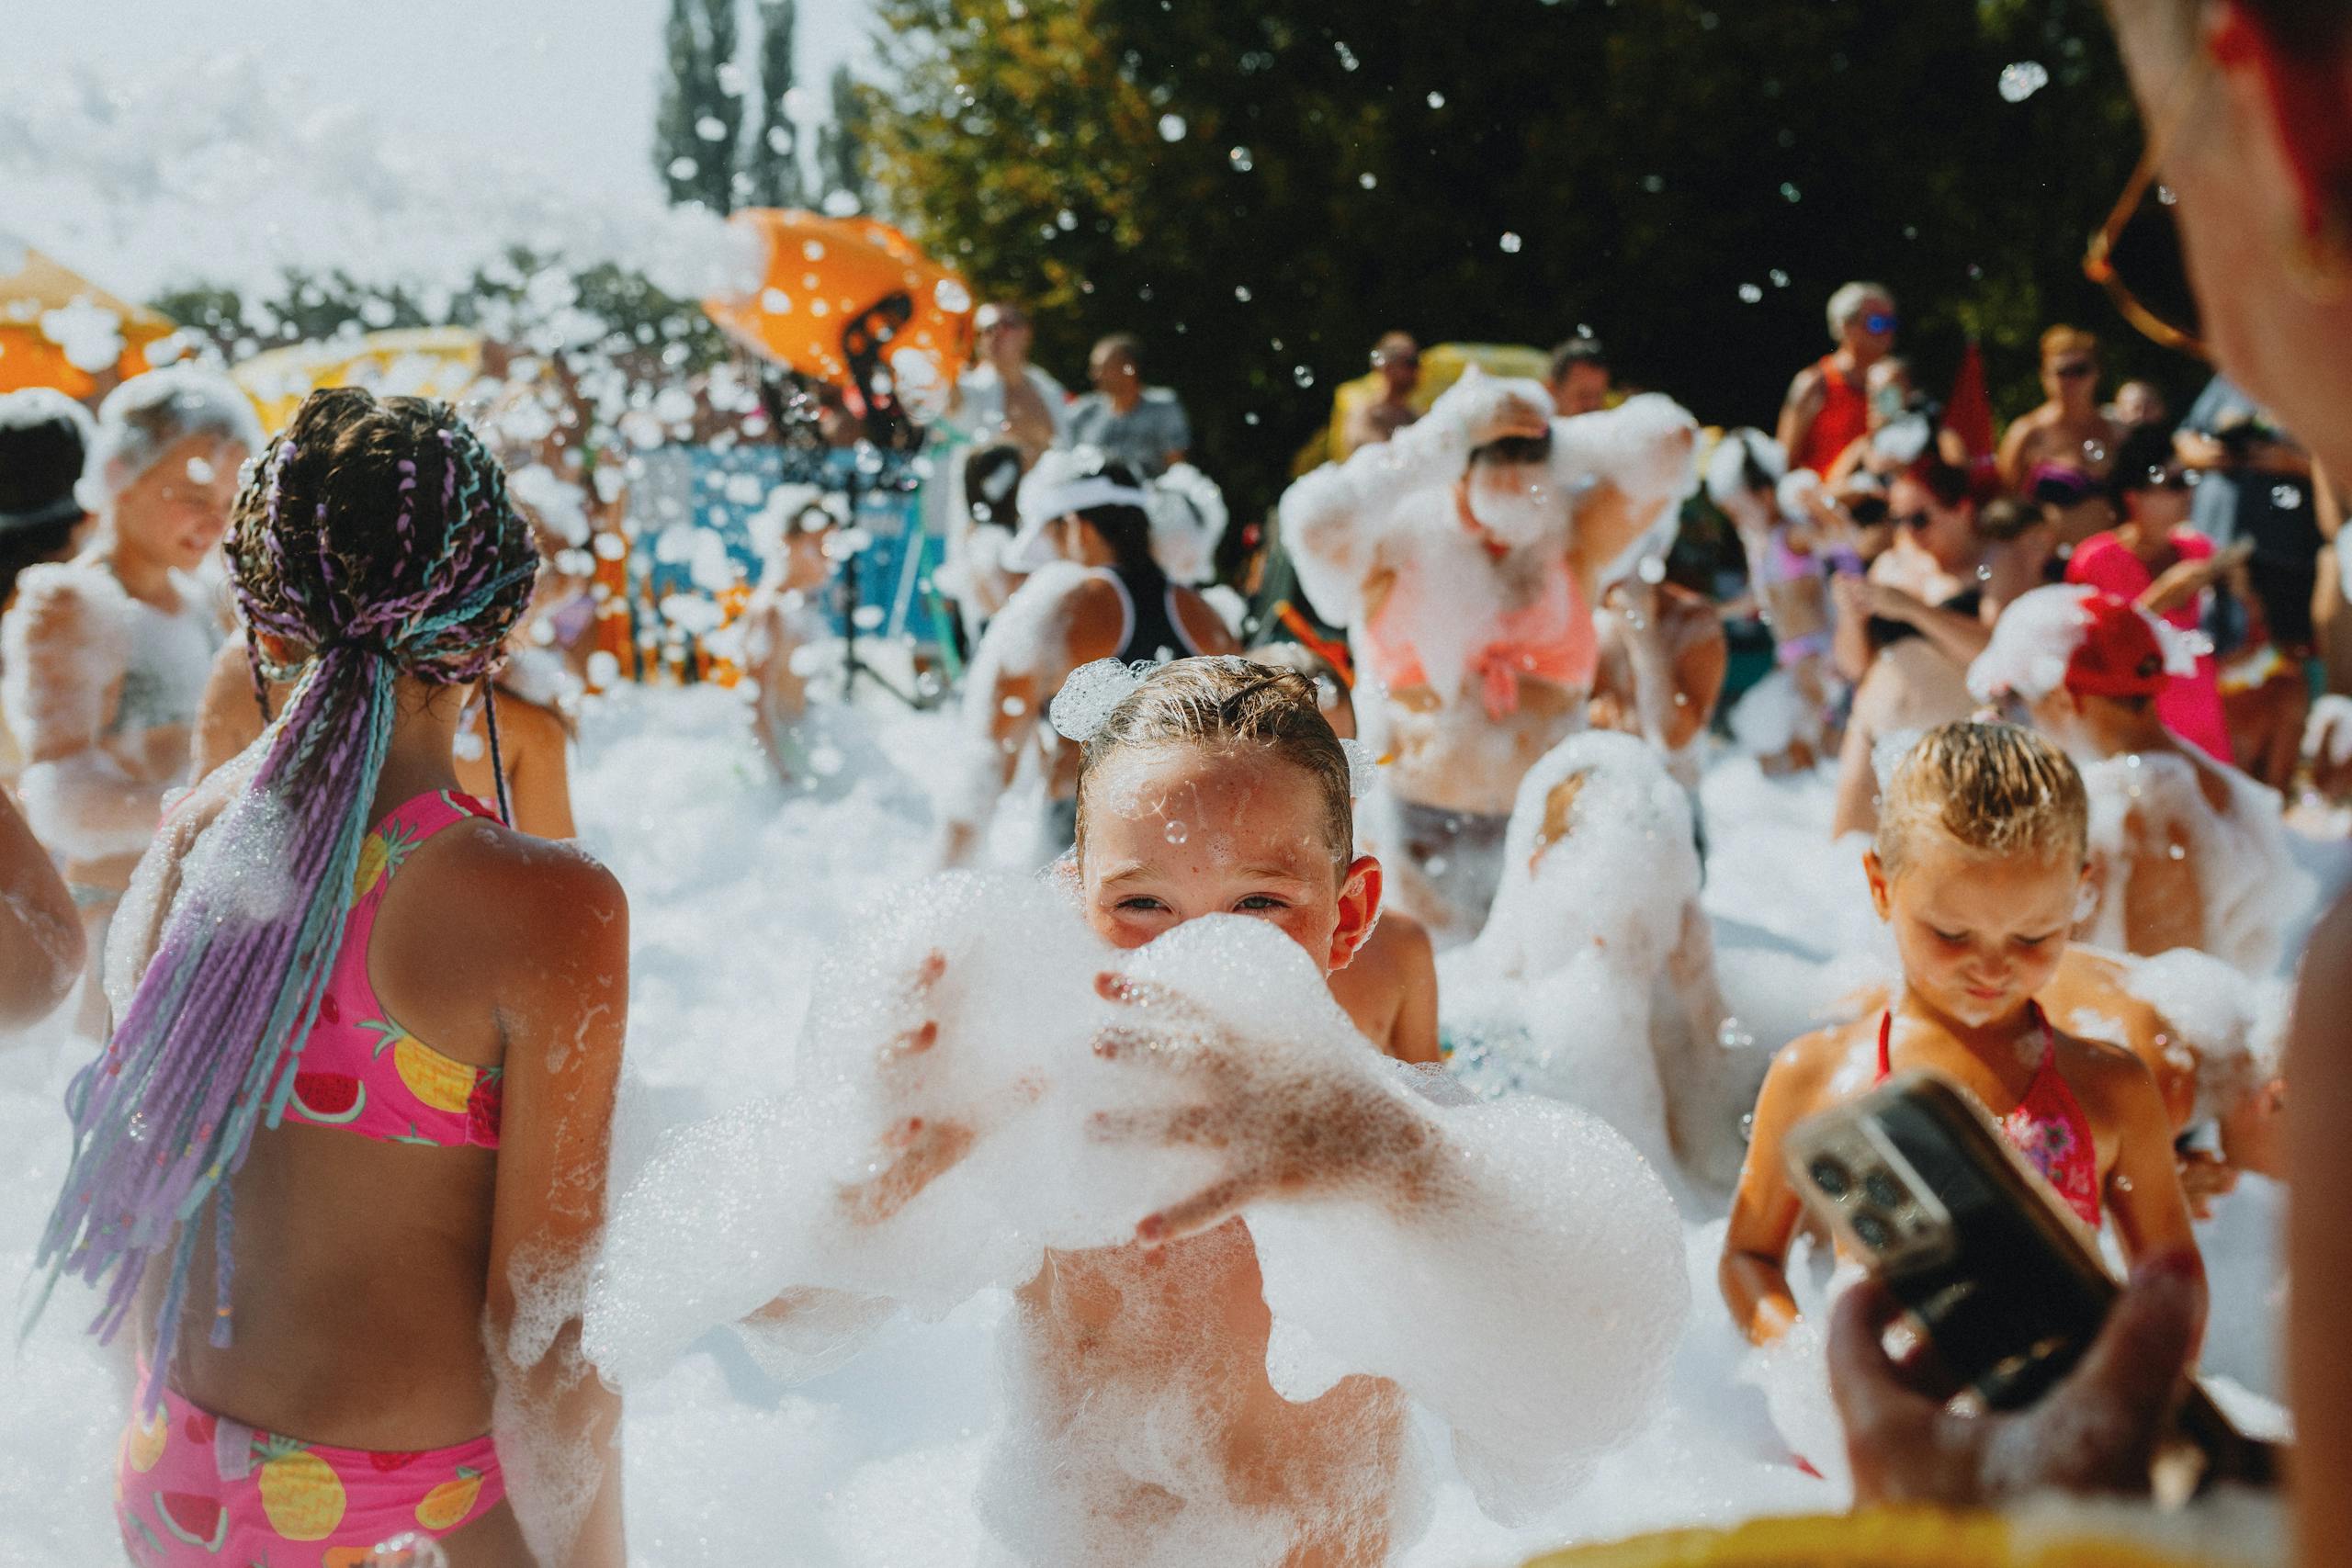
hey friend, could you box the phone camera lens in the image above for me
[1808,1157,1852,1199]
[1863,1168,1905,1209]
[1852,1211,1894,1250]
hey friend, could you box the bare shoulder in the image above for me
[1373,906,1433,966]
[491,689,570,750]
[2052,1025,2159,1108]
[1763,1017,1866,1106]
[1784,363,1824,403]
[413,818,628,964]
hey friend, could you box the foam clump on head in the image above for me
[78,363,264,513]
[1874,719,2089,876]
[1967,583,2200,707]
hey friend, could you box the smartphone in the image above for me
[1786,1073,2276,1498]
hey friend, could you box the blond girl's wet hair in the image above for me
[1874,720,2089,878]
[1076,656,1353,871]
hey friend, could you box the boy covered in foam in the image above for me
[1724,721,2200,1347]
[590,656,1687,1567]
[1969,583,2312,975]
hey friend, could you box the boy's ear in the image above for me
[1862,848,1894,923]
[1330,853,1384,973]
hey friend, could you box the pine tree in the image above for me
[652,0,746,213]
[745,0,807,209]
[815,62,869,213]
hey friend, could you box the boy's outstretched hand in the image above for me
[1086,971,1442,1246]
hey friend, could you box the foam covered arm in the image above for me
[1248,1086,1689,1523]
[0,786,85,1028]
[2,564,153,860]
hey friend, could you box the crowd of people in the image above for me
[4,0,2352,1563]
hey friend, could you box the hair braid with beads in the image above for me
[30,389,538,1404]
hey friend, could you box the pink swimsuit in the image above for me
[1876,1003,2104,1230]
[118,792,509,1567]
[1361,552,1600,720]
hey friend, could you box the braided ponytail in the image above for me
[30,390,538,1402]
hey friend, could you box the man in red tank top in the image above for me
[1778,281,1898,477]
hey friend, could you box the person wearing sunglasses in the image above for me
[1778,281,1898,479]
[1338,330,1424,458]
[1829,1,2352,1552]
[1996,325,2132,494]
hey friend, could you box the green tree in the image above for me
[816,62,872,212]
[746,0,808,209]
[655,0,746,213]
[865,0,2164,520]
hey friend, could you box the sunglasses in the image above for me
[1861,311,1897,335]
[1893,508,1934,531]
[2052,360,2097,378]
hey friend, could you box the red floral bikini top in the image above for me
[272,791,503,1149]
[1876,1002,2101,1229]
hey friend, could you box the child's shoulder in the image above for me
[2050,1023,2161,1106]
[1764,1014,1875,1095]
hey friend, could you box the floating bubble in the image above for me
[1158,112,1188,141]
[1228,146,1254,173]
[1737,283,1764,303]
[1359,172,1377,190]
[1234,285,1253,302]
[1770,268,1791,288]
[1499,231,1523,254]
[1163,819,1189,845]
[1998,61,2051,103]
[1426,90,1447,108]
[1293,365,1316,389]
[2273,484,2305,510]
[1779,182,1802,203]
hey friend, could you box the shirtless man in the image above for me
[1337,332,1422,459]
[1280,371,1697,942]
[1996,326,2130,492]
[1778,282,1897,479]
[1972,583,2308,973]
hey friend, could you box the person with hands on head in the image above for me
[1724,722,2201,1350]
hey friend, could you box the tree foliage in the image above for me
[747,0,808,209]
[863,0,2170,517]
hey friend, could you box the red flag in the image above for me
[1943,338,1995,459]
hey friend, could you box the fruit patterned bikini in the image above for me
[116,792,508,1566]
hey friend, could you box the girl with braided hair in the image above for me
[31,389,630,1567]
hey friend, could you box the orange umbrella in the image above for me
[0,247,177,400]
[703,209,974,423]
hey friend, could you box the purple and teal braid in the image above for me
[27,391,538,1408]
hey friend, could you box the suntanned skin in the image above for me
[1329,908,1441,1065]
[1778,299,1894,469]
[190,632,577,840]
[1997,351,2129,491]
[124,663,628,1565]
[1589,579,1729,760]
[0,786,83,1028]
[1721,833,2199,1346]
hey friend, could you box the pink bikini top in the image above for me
[274,791,503,1149]
[1360,550,1600,720]
[1876,1003,2101,1229]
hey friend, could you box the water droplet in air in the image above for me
[1234,285,1253,302]
[1998,61,2050,103]
[1293,365,1316,388]
[1427,91,1447,108]
[2272,484,2305,509]
[1359,172,1378,189]
[1779,181,1803,203]
[1334,40,1359,71]
[1737,283,1764,303]
[1228,146,1255,173]
[1770,268,1791,288]
[1158,113,1187,141]
[1499,231,1523,254]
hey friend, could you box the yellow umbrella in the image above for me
[1300,342,1556,473]
[1521,1506,2256,1568]
[0,246,177,400]
[231,326,486,435]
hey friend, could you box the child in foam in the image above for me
[1710,431,1848,776]
[32,390,630,1567]
[938,446,1239,868]
[1248,639,1441,1065]
[1,367,260,1037]
[1969,584,2309,975]
[1444,728,1754,1190]
[1723,722,2200,1348]
[1279,370,1698,944]
[594,656,1686,1568]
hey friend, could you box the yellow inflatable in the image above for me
[1521,1506,2268,1568]
[703,209,973,412]
[0,246,176,400]
[231,327,485,435]
[1299,341,1554,473]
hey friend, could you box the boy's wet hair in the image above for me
[1875,720,2089,877]
[1076,655,1353,871]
